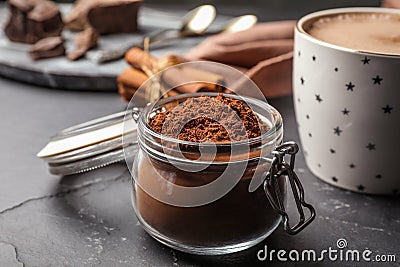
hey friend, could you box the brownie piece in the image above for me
[64,0,142,34]
[28,36,65,60]
[4,0,64,44]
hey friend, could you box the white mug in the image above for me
[293,7,400,194]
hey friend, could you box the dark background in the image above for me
[1,0,383,21]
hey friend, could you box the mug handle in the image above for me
[264,142,316,235]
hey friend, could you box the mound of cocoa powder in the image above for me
[149,94,268,142]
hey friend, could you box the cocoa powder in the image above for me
[137,94,282,249]
[149,94,268,142]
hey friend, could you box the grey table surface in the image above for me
[1,1,399,267]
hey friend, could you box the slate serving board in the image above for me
[0,4,228,91]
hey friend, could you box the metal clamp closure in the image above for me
[264,142,316,235]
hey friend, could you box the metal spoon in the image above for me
[153,14,258,41]
[88,5,216,64]
[214,14,257,34]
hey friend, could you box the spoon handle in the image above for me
[86,39,145,64]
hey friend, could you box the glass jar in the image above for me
[129,93,314,255]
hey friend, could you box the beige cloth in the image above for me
[382,0,400,8]
[185,21,296,98]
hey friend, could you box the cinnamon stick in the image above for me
[125,47,158,69]
[117,67,148,89]
[118,83,136,102]
[118,82,148,105]
[120,47,226,102]
[118,74,180,102]
[161,65,225,94]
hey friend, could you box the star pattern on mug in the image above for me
[346,82,355,91]
[341,108,350,115]
[382,105,393,114]
[361,57,370,64]
[372,75,383,85]
[297,53,398,194]
[333,126,342,136]
[357,185,365,191]
[366,143,376,151]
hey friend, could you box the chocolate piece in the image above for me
[28,36,65,60]
[87,1,141,35]
[64,0,142,34]
[4,0,64,44]
[67,27,98,61]
[74,27,98,48]
[63,0,90,31]
[66,47,86,61]
[149,94,267,142]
